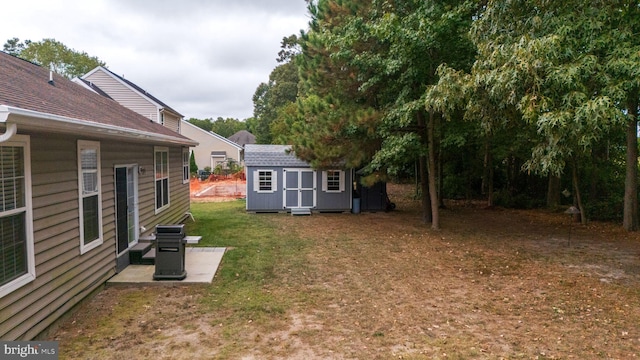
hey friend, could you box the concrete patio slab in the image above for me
[107,247,225,286]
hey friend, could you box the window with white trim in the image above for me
[254,170,277,193]
[0,135,35,298]
[78,140,103,253]
[182,148,189,184]
[322,170,345,192]
[155,147,170,211]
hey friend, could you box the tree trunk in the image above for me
[623,96,639,231]
[488,160,494,207]
[571,158,586,225]
[482,136,494,207]
[427,111,440,230]
[419,155,431,224]
[547,175,561,208]
[417,112,432,224]
[437,116,445,208]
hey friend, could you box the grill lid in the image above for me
[156,224,185,234]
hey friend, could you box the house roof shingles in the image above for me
[0,51,192,143]
[228,130,256,147]
[244,144,309,167]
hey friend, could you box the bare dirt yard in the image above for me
[48,183,640,359]
[189,177,247,202]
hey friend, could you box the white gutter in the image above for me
[0,122,17,143]
[0,108,17,143]
[0,105,198,146]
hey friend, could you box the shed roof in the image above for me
[244,144,310,167]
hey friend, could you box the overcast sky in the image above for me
[0,0,310,120]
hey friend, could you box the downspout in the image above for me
[0,109,18,143]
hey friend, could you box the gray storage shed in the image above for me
[245,144,353,213]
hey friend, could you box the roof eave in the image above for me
[181,120,243,150]
[160,107,184,119]
[91,67,184,118]
[0,105,198,147]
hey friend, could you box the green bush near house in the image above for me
[189,151,198,176]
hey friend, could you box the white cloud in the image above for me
[0,0,309,120]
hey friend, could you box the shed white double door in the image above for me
[283,168,316,209]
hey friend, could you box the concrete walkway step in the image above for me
[129,242,153,264]
[291,208,312,216]
[141,248,155,265]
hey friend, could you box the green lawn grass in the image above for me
[184,200,308,345]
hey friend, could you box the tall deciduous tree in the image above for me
[210,117,247,138]
[429,0,637,227]
[376,0,476,229]
[187,117,247,138]
[604,1,640,231]
[4,38,105,79]
[252,35,301,144]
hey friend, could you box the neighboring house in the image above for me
[181,120,244,171]
[228,130,256,147]
[75,66,183,133]
[0,52,197,340]
[244,144,352,213]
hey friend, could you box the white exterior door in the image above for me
[283,168,316,209]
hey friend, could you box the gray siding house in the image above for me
[0,52,197,340]
[245,145,352,213]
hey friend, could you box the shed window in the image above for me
[0,135,35,298]
[78,140,103,253]
[155,147,170,212]
[254,170,277,193]
[322,170,345,193]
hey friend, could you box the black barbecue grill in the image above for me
[153,224,187,280]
